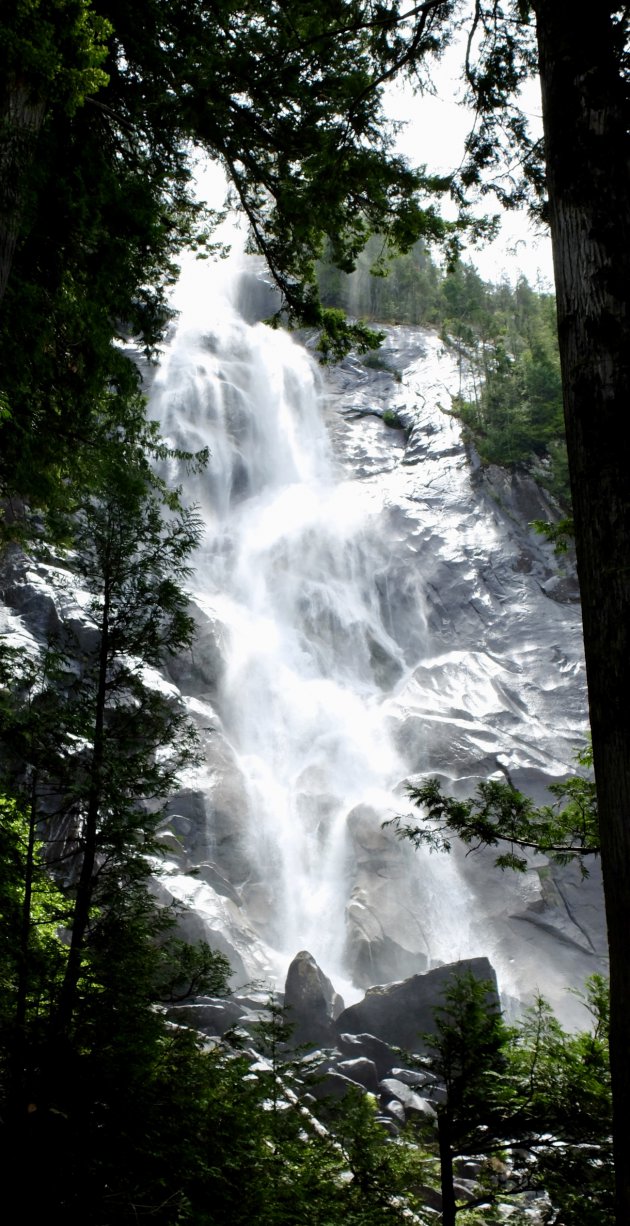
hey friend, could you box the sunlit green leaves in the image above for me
[0,0,111,110]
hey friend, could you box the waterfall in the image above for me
[150,252,482,998]
[149,248,604,1023]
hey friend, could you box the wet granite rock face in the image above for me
[320,329,606,1024]
[163,598,228,696]
[344,804,430,989]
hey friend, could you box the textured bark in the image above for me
[438,1113,456,1226]
[533,3,630,1218]
[56,576,111,1036]
[0,79,45,308]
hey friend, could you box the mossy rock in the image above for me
[382,409,405,429]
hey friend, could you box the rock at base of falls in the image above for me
[335,956,498,1054]
[284,950,345,1047]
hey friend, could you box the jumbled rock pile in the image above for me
[166,950,498,1133]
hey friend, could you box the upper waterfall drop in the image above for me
[150,250,605,1025]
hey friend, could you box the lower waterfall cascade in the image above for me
[145,250,607,1027]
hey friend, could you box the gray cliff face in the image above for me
[0,276,607,1028]
[318,328,604,1022]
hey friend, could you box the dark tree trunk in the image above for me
[9,771,39,1115]
[438,1112,456,1226]
[0,79,45,307]
[56,582,111,1036]
[533,3,630,1219]
[15,771,38,1035]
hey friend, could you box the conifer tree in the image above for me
[414,972,613,1224]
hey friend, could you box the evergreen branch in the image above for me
[386,755,599,875]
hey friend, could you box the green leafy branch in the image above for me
[386,745,598,876]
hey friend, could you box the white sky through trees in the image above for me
[385,37,554,287]
[186,36,555,307]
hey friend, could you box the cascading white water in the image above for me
[151,250,482,998]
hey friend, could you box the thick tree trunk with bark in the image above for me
[533,3,630,1218]
[56,583,111,1037]
[0,79,45,308]
[438,1112,456,1226]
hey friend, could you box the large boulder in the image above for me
[379,1077,437,1121]
[166,997,242,1037]
[337,1031,398,1079]
[335,957,498,1054]
[336,1057,380,1093]
[284,950,344,1048]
